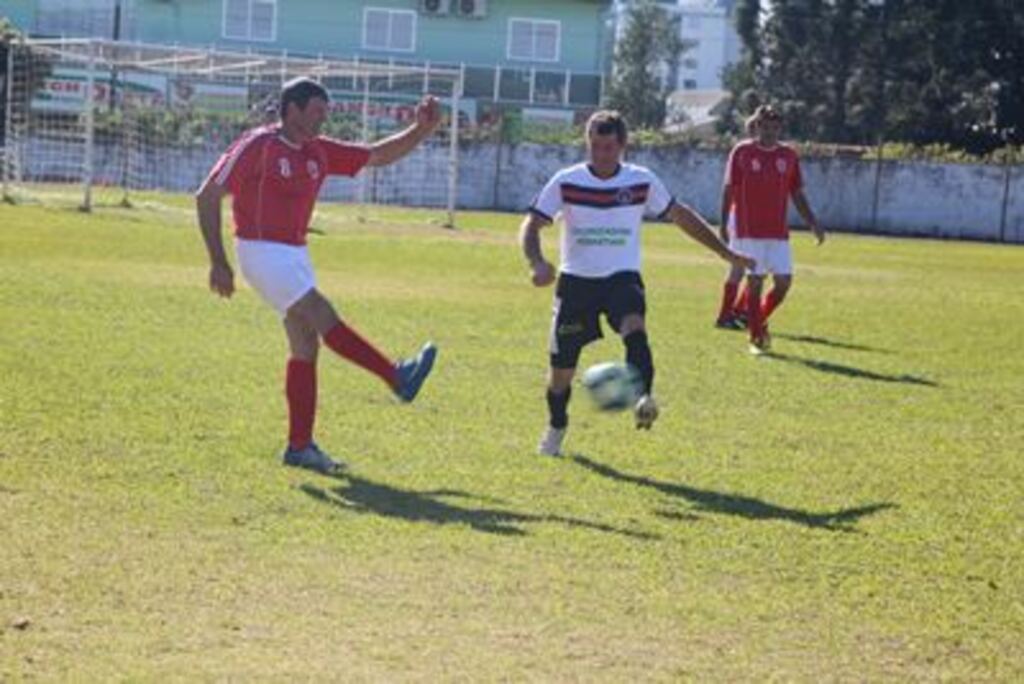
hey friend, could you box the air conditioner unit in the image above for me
[420,0,451,16]
[454,0,487,19]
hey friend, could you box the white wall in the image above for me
[472,143,1024,244]
[14,136,1024,243]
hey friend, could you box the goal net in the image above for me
[2,38,463,225]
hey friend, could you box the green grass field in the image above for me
[1,196,1022,680]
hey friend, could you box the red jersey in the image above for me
[207,125,370,246]
[725,141,803,240]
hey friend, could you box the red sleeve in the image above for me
[789,151,803,193]
[206,131,268,195]
[319,137,371,177]
[725,145,743,186]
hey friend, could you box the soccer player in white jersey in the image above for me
[196,78,442,474]
[521,110,756,457]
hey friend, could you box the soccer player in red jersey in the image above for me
[715,117,757,331]
[196,78,442,474]
[719,105,826,353]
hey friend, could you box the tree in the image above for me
[963,0,1024,147]
[604,1,688,129]
[716,0,763,134]
[725,0,1022,152]
[735,0,763,67]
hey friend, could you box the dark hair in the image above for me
[586,110,628,144]
[746,104,782,129]
[279,77,329,118]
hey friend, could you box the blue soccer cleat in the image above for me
[394,342,438,403]
[283,442,345,475]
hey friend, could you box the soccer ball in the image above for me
[581,362,644,412]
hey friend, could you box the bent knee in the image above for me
[619,314,646,336]
[288,289,340,335]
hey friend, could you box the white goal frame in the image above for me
[2,38,463,225]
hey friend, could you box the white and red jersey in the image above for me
[530,163,675,278]
[725,140,803,240]
[206,125,370,246]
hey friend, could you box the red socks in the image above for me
[286,323,399,449]
[286,358,316,450]
[323,322,398,389]
[762,288,785,320]
[287,323,397,448]
[717,282,739,322]
[733,285,750,318]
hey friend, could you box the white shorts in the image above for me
[730,238,793,276]
[235,239,316,317]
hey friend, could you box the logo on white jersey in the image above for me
[278,158,292,178]
[616,188,634,205]
[307,160,320,179]
[776,158,788,174]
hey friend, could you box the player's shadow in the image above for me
[298,474,657,540]
[571,455,896,533]
[765,351,938,387]
[773,332,891,354]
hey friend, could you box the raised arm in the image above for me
[194,177,234,298]
[667,202,755,271]
[519,211,556,287]
[366,95,443,168]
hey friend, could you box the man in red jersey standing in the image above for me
[196,78,441,474]
[720,105,826,354]
[714,117,757,331]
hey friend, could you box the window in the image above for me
[499,68,531,101]
[568,73,601,106]
[507,19,561,62]
[683,58,699,70]
[683,79,698,90]
[37,0,124,38]
[534,70,568,104]
[223,0,277,42]
[464,66,498,99]
[363,8,416,53]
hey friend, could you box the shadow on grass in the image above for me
[299,473,658,540]
[765,351,938,387]
[572,455,896,532]
[773,332,891,354]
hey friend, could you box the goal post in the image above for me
[2,41,13,201]
[4,38,463,225]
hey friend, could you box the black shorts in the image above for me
[549,271,646,369]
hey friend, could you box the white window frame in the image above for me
[506,18,561,63]
[222,0,278,42]
[362,7,418,53]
